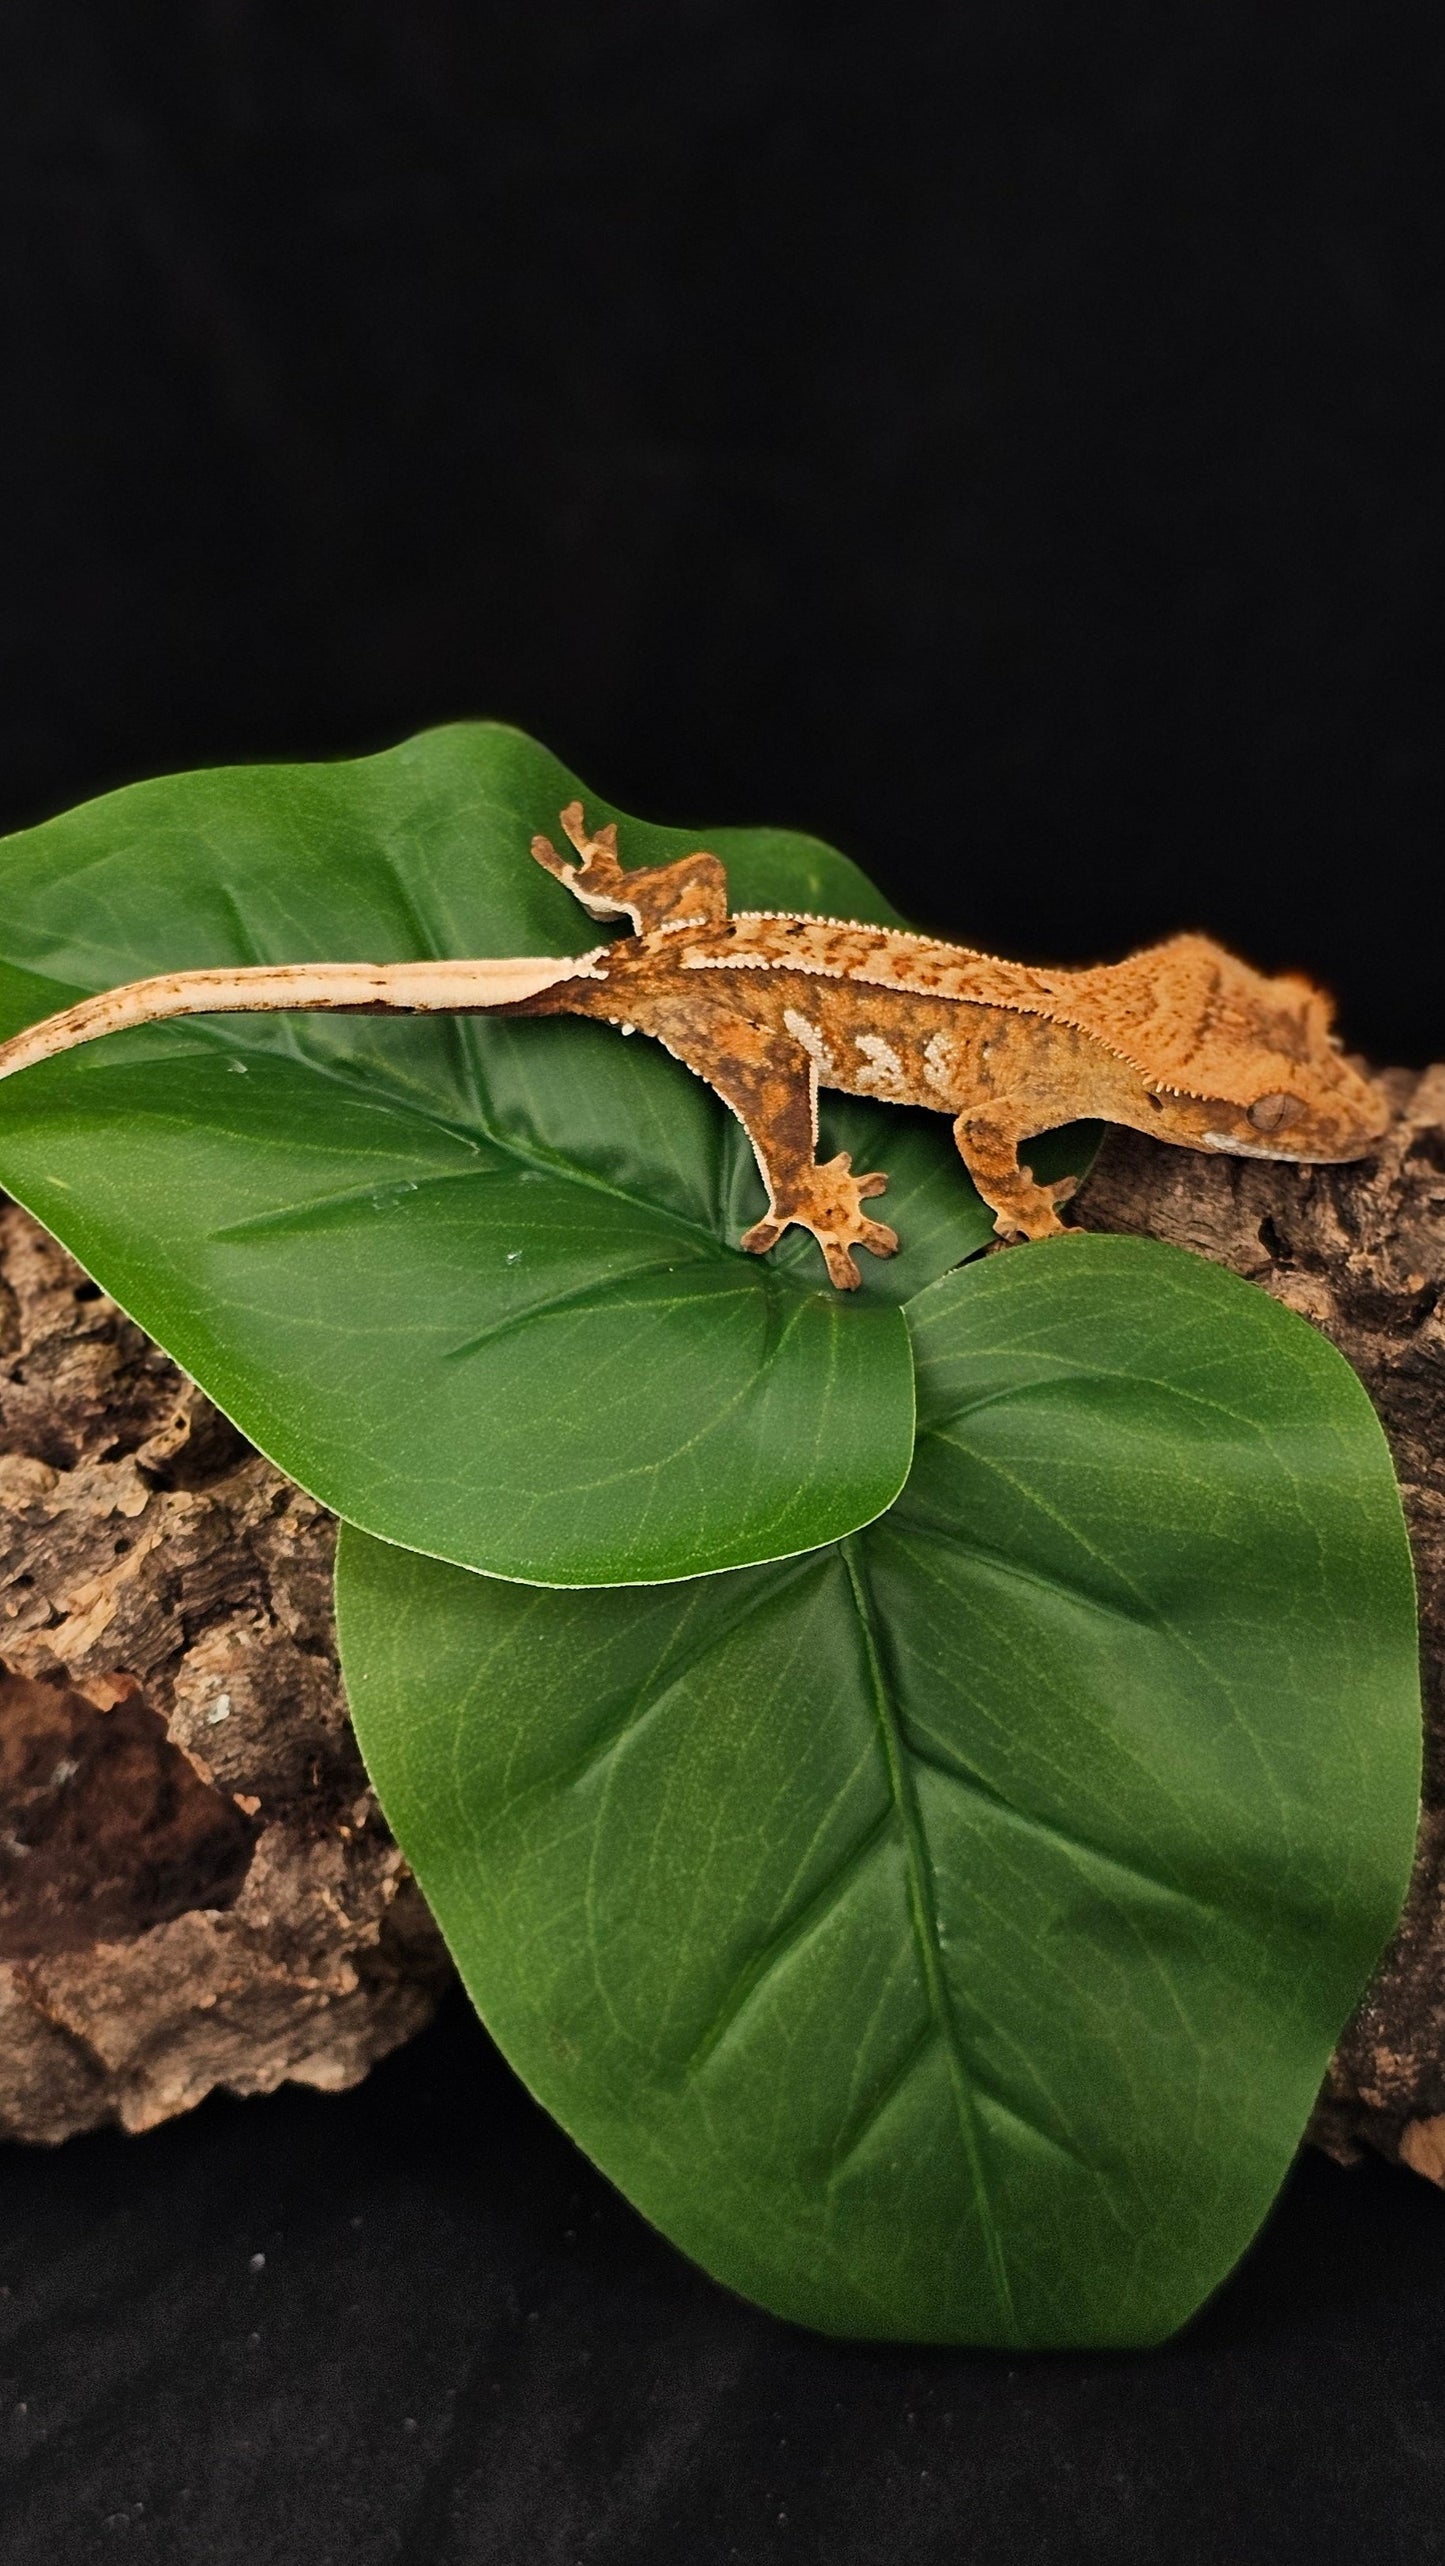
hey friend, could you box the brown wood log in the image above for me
[0,1063,1440,2165]
[0,1200,451,2141]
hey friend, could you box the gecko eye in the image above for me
[1248,1091,1301,1133]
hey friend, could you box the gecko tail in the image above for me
[0,953,607,1084]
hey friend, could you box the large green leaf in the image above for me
[337,1236,1420,2346]
[0,724,1087,1585]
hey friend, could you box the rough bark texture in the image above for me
[0,1065,1441,2165]
[0,1200,452,2142]
[1074,1063,1445,2180]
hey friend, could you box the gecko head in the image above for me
[1136,955,1392,1165]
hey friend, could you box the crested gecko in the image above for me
[0,802,1388,1289]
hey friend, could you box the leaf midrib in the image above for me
[840,1533,1021,2345]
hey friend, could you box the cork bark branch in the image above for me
[0,1201,450,2142]
[0,1063,1441,2168]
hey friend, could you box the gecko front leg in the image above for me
[641,998,899,1289]
[531,803,728,935]
[951,1109,1079,1242]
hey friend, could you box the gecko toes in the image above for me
[858,1218,900,1259]
[740,1216,786,1257]
[821,1243,864,1289]
[991,1204,1070,1242]
[739,1165,900,1288]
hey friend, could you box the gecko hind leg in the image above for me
[531,803,729,935]
[645,999,899,1289]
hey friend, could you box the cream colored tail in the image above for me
[0,953,605,1083]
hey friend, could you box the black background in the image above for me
[7,1992,1445,2566]
[3,4,1445,2559]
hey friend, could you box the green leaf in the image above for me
[0,724,1086,1585]
[337,1236,1420,2346]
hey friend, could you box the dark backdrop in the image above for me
[3,6,1445,2561]
[3,2,1443,1056]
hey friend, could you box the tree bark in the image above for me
[0,1201,451,2141]
[0,1064,1441,2163]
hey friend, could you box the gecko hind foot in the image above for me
[530,801,619,896]
[741,1154,900,1291]
[531,803,728,933]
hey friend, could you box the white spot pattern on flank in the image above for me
[784,1007,837,1082]
[853,1032,907,1095]
[923,1030,956,1096]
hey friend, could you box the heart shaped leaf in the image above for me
[337,1236,1420,2345]
[0,725,1086,1584]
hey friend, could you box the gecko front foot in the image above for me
[741,1153,900,1290]
[951,1112,1082,1244]
[988,1174,1080,1243]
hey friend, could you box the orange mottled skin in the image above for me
[0,802,1389,1290]
[515,807,1389,1285]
